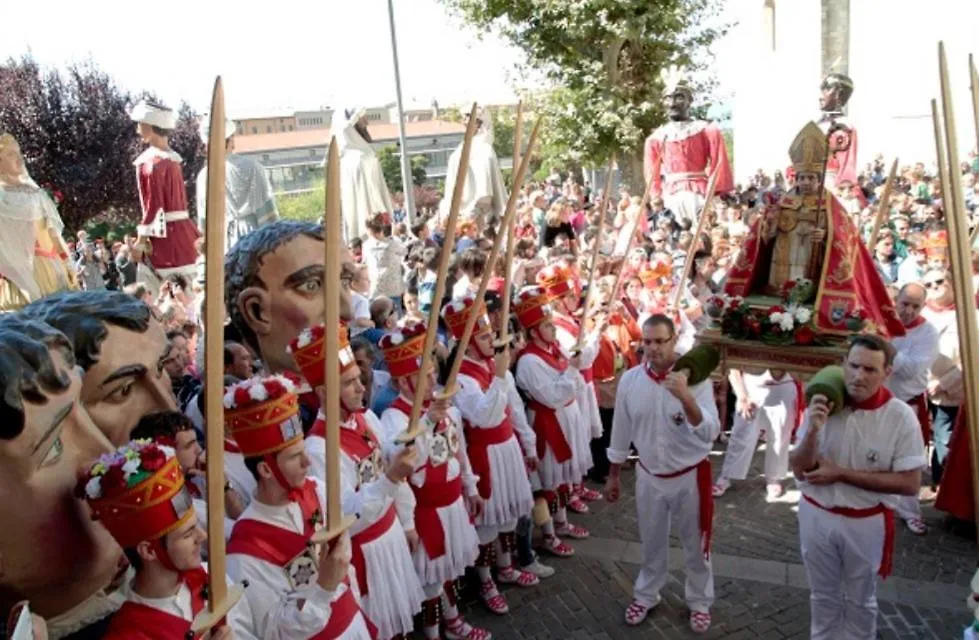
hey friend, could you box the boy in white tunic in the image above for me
[606,314,720,634]
[223,375,377,639]
[442,295,540,614]
[885,282,939,535]
[289,323,424,639]
[513,285,592,551]
[790,335,925,640]
[536,264,605,513]
[378,320,490,640]
[81,440,257,639]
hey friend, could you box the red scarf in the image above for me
[644,362,672,383]
[904,315,927,330]
[847,386,893,411]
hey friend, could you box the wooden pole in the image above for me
[571,156,616,355]
[866,157,900,251]
[442,117,543,393]
[937,41,979,531]
[513,101,523,177]
[608,173,658,301]
[191,76,243,633]
[672,170,720,309]
[498,108,526,351]
[396,103,481,444]
[970,54,979,160]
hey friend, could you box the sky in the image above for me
[2,0,741,117]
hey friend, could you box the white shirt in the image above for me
[363,236,407,299]
[350,292,371,337]
[885,320,940,401]
[922,305,969,406]
[795,397,925,510]
[608,364,720,472]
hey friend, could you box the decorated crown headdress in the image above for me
[660,65,692,96]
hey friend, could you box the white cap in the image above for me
[130,100,177,130]
[199,116,236,143]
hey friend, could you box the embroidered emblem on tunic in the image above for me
[430,432,450,466]
[286,548,318,590]
[866,449,880,465]
[671,411,686,427]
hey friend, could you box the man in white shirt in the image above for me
[605,314,721,634]
[885,282,939,535]
[790,335,925,640]
[920,269,960,484]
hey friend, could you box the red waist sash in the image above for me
[102,599,204,640]
[907,394,931,445]
[465,421,515,500]
[350,504,398,597]
[526,399,574,464]
[411,476,463,560]
[803,494,895,579]
[311,577,378,639]
[640,457,714,559]
[580,366,594,384]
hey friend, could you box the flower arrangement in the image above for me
[845,307,868,332]
[712,294,821,345]
[781,278,815,305]
[81,439,174,501]
[763,304,816,345]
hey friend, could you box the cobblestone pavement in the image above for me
[429,442,977,639]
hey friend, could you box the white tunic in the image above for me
[795,398,926,510]
[553,318,604,447]
[608,365,720,471]
[334,111,394,241]
[226,479,373,640]
[885,320,939,401]
[455,359,535,527]
[514,350,592,488]
[439,126,507,223]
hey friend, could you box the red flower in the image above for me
[768,305,786,314]
[102,464,127,491]
[53,190,64,204]
[746,317,762,336]
[781,280,797,293]
[795,325,815,345]
[141,446,166,472]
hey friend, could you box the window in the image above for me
[289,125,294,131]
[262,154,270,162]
[310,149,317,157]
[251,126,257,134]
[266,125,272,133]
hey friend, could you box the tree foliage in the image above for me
[377,144,429,192]
[0,55,204,233]
[439,0,726,190]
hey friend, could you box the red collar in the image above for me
[904,315,927,329]
[926,300,955,313]
[847,386,893,411]
[644,362,673,383]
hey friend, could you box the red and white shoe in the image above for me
[905,517,928,535]
[578,486,603,501]
[555,521,590,539]
[497,565,540,587]
[567,494,590,514]
[479,579,509,614]
[624,600,651,626]
[540,535,575,557]
[445,615,492,640]
[689,610,711,634]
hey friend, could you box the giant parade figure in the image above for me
[332,107,393,242]
[195,116,279,248]
[723,121,902,339]
[0,133,75,310]
[817,71,860,194]
[440,106,507,231]
[129,101,201,290]
[643,67,733,227]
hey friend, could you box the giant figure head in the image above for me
[21,290,175,446]
[0,316,120,620]
[819,72,854,114]
[661,66,693,122]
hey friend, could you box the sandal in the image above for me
[497,565,540,587]
[479,579,509,614]
[690,610,711,634]
[555,521,590,539]
[540,535,575,557]
[711,479,730,498]
[445,615,493,640]
[579,486,603,501]
[624,600,650,626]
[567,494,590,514]
[905,517,927,535]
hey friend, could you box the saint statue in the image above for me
[440,105,507,230]
[195,116,279,248]
[332,107,393,241]
[0,133,75,311]
[644,66,733,227]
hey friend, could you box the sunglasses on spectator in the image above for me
[924,279,945,288]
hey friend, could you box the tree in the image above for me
[439,0,727,191]
[0,55,204,233]
[377,145,429,193]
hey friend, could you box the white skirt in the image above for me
[477,437,535,528]
[413,496,479,587]
[360,517,425,639]
[531,402,591,490]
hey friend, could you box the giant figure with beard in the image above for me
[440,105,507,231]
[333,107,393,241]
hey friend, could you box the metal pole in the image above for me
[387,0,416,223]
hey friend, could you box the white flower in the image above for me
[159,445,175,458]
[793,307,812,324]
[122,458,140,478]
[779,316,795,332]
[294,328,314,349]
[390,333,404,345]
[249,383,268,402]
[85,476,103,500]
[223,388,237,409]
[769,311,784,325]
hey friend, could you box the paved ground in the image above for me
[440,440,977,639]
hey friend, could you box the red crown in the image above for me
[922,230,948,258]
[441,295,491,341]
[288,323,356,388]
[536,264,577,299]
[224,375,302,457]
[514,286,553,329]
[83,442,194,549]
[380,320,428,377]
[639,260,673,290]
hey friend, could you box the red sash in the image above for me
[803,495,895,579]
[551,314,594,383]
[641,457,714,559]
[350,504,397,597]
[459,359,517,500]
[517,343,574,464]
[907,394,932,444]
[103,568,210,639]
[310,577,378,640]
[227,480,321,563]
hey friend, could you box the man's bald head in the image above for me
[896,281,927,327]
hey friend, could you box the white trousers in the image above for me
[895,470,924,521]
[799,498,885,640]
[664,190,705,228]
[634,467,713,612]
[719,383,795,484]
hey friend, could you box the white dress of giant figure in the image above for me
[195,117,279,248]
[332,107,393,242]
[439,106,507,228]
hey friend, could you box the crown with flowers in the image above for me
[921,230,948,258]
[223,375,302,458]
[638,260,674,290]
[80,439,194,548]
[536,264,577,299]
[379,320,428,377]
[441,295,491,341]
[288,323,356,388]
[514,285,553,329]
